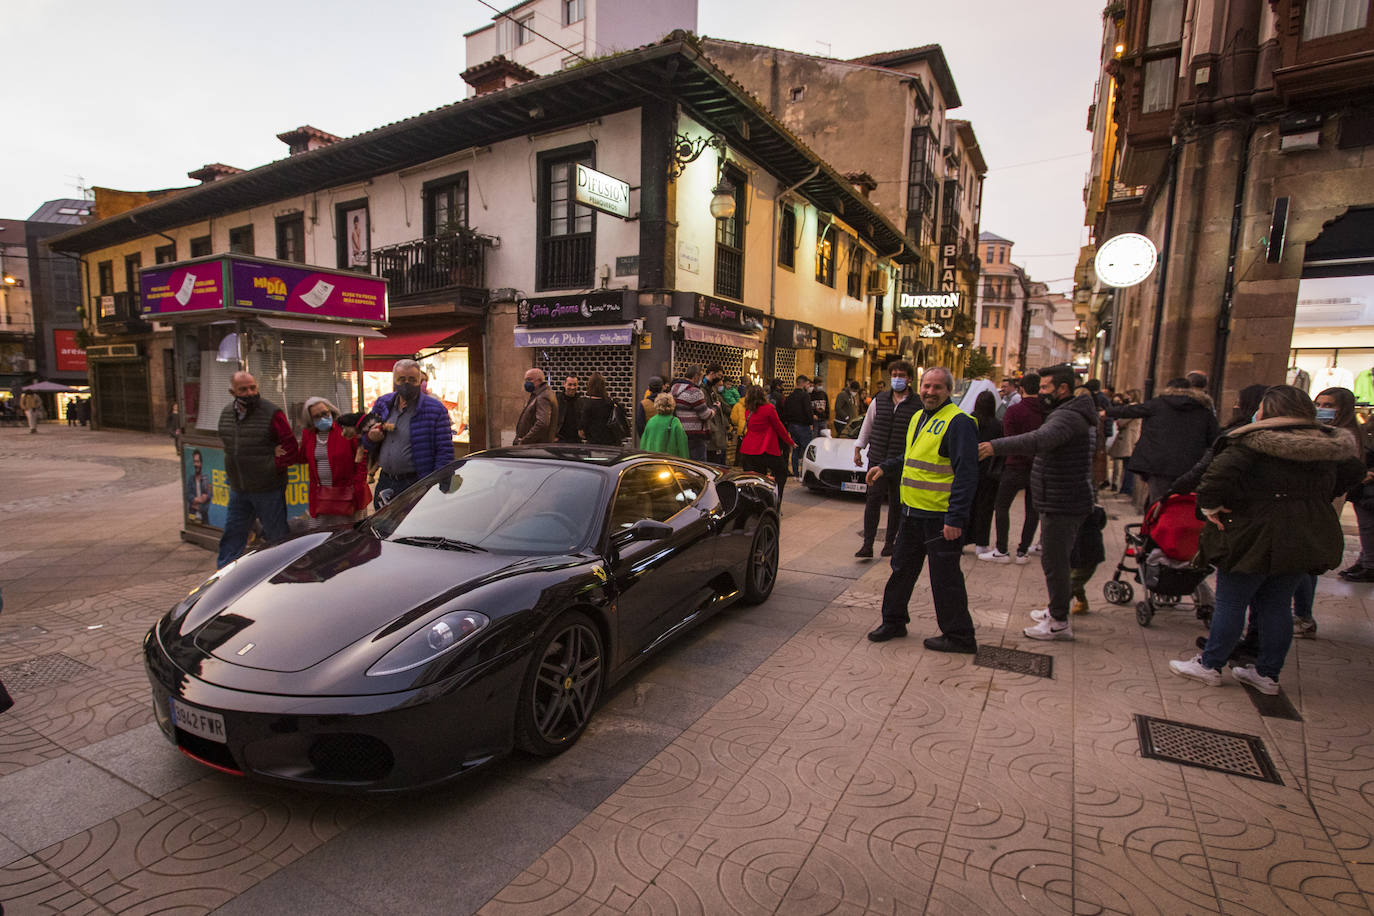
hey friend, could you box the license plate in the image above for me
[840,481,868,493]
[169,698,227,744]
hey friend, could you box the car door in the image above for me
[606,463,718,663]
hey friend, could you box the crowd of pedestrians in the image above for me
[200,350,1371,706]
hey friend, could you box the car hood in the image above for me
[180,531,544,673]
[808,435,868,469]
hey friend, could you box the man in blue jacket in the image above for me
[365,358,454,507]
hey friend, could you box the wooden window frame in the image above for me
[154,243,176,264]
[228,225,255,256]
[536,142,597,291]
[189,236,212,258]
[422,174,469,237]
[777,205,797,271]
[275,213,306,263]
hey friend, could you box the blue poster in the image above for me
[182,445,309,531]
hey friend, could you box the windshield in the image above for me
[365,459,605,554]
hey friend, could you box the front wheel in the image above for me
[514,611,604,757]
[742,516,780,605]
[1103,579,1133,605]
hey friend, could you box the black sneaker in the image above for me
[880,543,893,557]
[855,544,874,558]
[867,623,907,642]
[1340,565,1374,582]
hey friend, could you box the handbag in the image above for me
[315,483,356,517]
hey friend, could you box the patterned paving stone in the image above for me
[0,855,110,914]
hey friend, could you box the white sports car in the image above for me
[800,418,869,495]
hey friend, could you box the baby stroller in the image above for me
[1103,493,1214,627]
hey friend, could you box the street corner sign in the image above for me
[1094,233,1158,288]
[575,164,631,219]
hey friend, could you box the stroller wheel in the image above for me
[1103,580,1134,605]
[1135,601,1154,627]
[1197,605,1214,626]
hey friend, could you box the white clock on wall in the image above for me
[1094,233,1159,288]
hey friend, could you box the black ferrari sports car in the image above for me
[144,446,781,792]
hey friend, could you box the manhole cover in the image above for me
[974,645,1053,678]
[1135,714,1282,784]
[0,653,99,693]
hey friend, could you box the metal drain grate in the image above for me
[0,653,99,693]
[1244,689,1302,722]
[974,645,1054,679]
[1136,715,1282,784]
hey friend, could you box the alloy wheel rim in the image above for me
[533,623,602,742]
[753,523,778,593]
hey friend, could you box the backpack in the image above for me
[607,399,629,441]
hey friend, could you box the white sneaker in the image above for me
[977,549,1010,563]
[1024,618,1073,640]
[1029,608,1051,622]
[1029,543,1043,555]
[1231,664,1279,695]
[1169,654,1222,686]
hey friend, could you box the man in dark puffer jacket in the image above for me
[1105,378,1219,506]
[981,365,1098,641]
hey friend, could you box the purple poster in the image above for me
[228,261,386,323]
[141,263,228,316]
[141,256,386,324]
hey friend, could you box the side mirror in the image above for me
[715,479,739,516]
[611,519,673,547]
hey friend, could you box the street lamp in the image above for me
[709,179,737,220]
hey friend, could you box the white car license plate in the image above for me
[840,481,868,493]
[170,698,227,744]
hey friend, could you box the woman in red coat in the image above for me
[298,397,371,526]
[738,384,796,505]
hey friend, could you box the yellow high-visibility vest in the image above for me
[900,401,967,512]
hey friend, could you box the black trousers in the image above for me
[968,471,998,547]
[880,510,976,644]
[994,465,1039,555]
[862,471,901,548]
[741,451,788,502]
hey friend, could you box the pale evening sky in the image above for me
[3,0,1103,291]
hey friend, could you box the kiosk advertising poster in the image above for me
[182,445,309,530]
[142,256,387,324]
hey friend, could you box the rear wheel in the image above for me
[515,611,604,757]
[742,516,780,605]
[1135,601,1154,627]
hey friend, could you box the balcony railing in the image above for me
[371,230,493,299]
[539,233,594,290]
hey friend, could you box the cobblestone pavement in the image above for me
[1,422,1372,914]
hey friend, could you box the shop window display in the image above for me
[363,346,470,443]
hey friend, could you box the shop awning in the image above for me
[679,321,761,351]
[256,316,386,337]
[514,324,635,347]
[363,325,468,371]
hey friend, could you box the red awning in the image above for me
[363,325,467,372]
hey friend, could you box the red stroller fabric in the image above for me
[1141,493,1204,562]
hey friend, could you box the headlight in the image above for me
[367,610,489,676]
[806,444,816,461]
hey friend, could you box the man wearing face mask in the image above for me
[979,365,1099,640]
[216,370,299,568]
[514,367,559,446]
[365,358,455,508]
[853,361,920,558]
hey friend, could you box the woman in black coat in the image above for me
[1170,385,1364,695]
[970,390,1004,556]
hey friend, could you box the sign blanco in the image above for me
[575,164,630,219]
[678,241,700,274]
[899,292,961,311]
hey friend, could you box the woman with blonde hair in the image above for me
[295,396,370,526]
[639,392,689,458]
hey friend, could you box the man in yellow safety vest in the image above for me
[864,367,980,652]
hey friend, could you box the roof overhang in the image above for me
[48,36,916,265]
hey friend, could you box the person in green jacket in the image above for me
[639,392,689,458]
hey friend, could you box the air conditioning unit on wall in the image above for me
[867,270,890,295]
